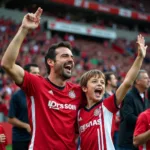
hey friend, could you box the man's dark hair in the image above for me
[104,72,115,86]
[45,41,72,74]
[24,64,39,72]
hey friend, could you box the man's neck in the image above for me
[105,86,114,95]
[48,74,66,87]
[135,85,145,94]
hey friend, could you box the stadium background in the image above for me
[0,0,150,149]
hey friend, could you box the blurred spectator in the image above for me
[133,86,150,149]
[8,64,40,150]
[103,72,119,150]
[118,70,150,150]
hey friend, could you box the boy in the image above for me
[77,34,147,150]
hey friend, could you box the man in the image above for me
[118,69,150,150]
[0,7,148,150]
[104,72,119,150]
[8,64,40,150]
[104,71,118,98]
[1,8,82,150]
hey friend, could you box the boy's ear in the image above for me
[82,86,87,92]
[47,58,54,67]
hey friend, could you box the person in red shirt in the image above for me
[0,7,148,150]
[133,109,150,150]
[0,125,7,150]
[77,34,147,150]
[1,7,82,150]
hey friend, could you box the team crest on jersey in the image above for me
[68,90,76,99]
[94,108,100,116]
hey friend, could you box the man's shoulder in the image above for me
[24,71,44,80]
[124,88,137,98]
[10,89,25,102]
[66,82,81,89]
[13,89,25,95]
[142,109,150,115]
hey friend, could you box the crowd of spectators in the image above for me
[0,16,150,121]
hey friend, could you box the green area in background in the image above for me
[6,145,12,150]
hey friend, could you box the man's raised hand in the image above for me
[137,34,148,58]
[21,7,43,30]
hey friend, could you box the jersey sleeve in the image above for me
[134,112,148,136]
[18,71,40,96]
[103,94,119,113]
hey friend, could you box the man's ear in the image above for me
[82,86,87,92]
[47,58,54,67]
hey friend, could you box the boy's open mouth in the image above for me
[94,89,102,97]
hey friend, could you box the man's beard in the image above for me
[54,66,72,80]
[61,69,72,80]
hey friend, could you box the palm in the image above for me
[136,34,147,58]
[22,17,39,29]
[21,7,43,30]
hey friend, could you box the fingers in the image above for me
[27,13,37,22]
[26,7,43,22]
[0,134,6,143]
[145,45,148,50]
[137,34,145,45]
[35,7,43,18]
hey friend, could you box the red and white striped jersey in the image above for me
[78,95,118,150]
[19,71,82,150]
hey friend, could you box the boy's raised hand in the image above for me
[137,34,148,58]
[21,7,43,30]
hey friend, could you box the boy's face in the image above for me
[82,75,105,102]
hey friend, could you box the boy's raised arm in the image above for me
[116,34,147,105]
[1,7,43,84]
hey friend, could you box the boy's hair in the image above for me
[45,41,72,74]
[24,64,39,73]
[80,70,105,87]
[104,72,115,86]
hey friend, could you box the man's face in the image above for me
[82,75,105,102]
[52,47,74,80]
[30,66,40,75]
[137,72,150,90]
[110,74,118,88]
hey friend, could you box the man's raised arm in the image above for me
[1,7,43,84]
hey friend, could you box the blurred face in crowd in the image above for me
[136,72,150,90]
[53,47,74,80]
[82,75,105,103]
[30,66,40,75]
[109,74,118,88]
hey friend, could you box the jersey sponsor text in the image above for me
[48,100,77,110]
[79,119,101,133]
